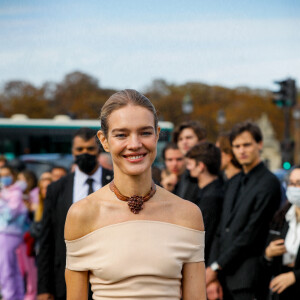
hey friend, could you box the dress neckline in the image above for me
[65,220,204,243]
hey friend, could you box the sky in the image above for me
[0,0,299,92]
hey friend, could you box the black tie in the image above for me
[86,178,94,195]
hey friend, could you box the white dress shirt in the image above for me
[73,166,102,203]
[283,205,300,265]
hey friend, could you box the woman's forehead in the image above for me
[290,168,300,179]
[0,168,11,175]
[108,105,155,129]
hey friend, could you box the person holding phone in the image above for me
[262,167,300,299]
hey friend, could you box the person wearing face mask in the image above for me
[261,167,300,299]
[0,166,28,300]
[37,128,113,300]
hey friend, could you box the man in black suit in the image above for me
[172,120,206,202]
[37,128,113,300]
[185,142,223,263]
[206,121,281,300]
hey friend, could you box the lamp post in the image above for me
[182,93,193,120]
[217,109,226,132]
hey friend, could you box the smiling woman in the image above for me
[64,89,206,300]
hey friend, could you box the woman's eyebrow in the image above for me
[111,128,128,133]
[139,126,154,131]
[111,126,154,133]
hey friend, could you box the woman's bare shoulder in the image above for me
[64,186,109,241]
[157,186,204,231]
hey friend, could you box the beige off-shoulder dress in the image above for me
[66,220,205,300]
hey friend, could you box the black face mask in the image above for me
[75,153,98,174]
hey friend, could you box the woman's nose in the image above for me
[128,135,142,149]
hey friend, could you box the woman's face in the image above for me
[0,167,15,186]
[17,173,26,182]
[98,105,160,177]
[288,168,300,187]
[39,179,51,198]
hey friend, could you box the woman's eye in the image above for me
[142,131,152,136]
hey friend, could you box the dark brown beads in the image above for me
[109,181,156,214]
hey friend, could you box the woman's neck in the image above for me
[225,163,241,180]
[295,206,300,221]
[113,171,153,197]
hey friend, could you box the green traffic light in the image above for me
[283,161,291,170]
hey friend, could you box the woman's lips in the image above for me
[123,153,147,162]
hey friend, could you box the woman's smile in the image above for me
[123,153,147,162]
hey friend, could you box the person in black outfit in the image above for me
[216,132,242,182]
[261,167,300,300]
[172,120,206,202]
[37,128,113,300]
[185,142,223,263]
[206,121,281,300]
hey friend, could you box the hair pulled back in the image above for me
[100,89,158,137]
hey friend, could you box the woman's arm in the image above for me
[180,200,206,300]
[182,261,206,300]
[65,269,89,300]
[64,198,96,300]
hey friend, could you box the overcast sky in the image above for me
[0,0,299,91]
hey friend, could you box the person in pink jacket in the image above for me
[0,165,27,300]
[17,170,39,300]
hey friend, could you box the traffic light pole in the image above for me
[272,78,297,169]
[283,106,290,141]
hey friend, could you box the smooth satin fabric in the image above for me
[66,220,205,300]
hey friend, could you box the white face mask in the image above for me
[286,186,300,207]
[15,180,28,192]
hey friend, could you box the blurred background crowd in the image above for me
[0,115,300,299]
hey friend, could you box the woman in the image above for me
[0,166,27,300]
[29,173,52,255]
[35,172,52,224]
[16,170,39,300]
[262,167,300,299]
[215,132,241,181]
[65,89,206,300]
[18,170,39,214]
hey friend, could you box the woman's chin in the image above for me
[121,165,151,177]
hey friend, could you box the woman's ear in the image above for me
[156,126,161,142]
[97,130,109,152]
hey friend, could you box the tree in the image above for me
[1,81,51,118]
[53,71,114,118]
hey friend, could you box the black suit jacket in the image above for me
[37,167,113,298]
[209,163,281,292]
[174,170,199,203]
[194,178,223,263]
[261,214,300,299]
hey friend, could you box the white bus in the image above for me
[0,114,174,168]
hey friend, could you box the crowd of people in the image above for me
[160,120,299,300]
[0,164,68,300]
[0,89,299,300]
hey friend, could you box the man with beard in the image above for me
[37,128,113,300]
